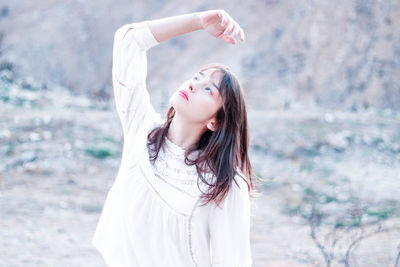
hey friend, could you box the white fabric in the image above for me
[91,20,252,267]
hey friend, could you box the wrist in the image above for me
[193,12,204,30]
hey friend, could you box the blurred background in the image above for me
[1,0,399,266]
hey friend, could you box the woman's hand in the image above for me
[197,10,245,45]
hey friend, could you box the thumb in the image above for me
[219,34,236,45]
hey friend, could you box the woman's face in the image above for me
[170,68,223,126]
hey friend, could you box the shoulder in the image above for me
[219,169,250,207]
[208,169,251,213]
[231,168,250,194]
[114,21,143,39]
[114,21,159,51]
[147,117,165,135]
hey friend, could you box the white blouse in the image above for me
[91,20,252,267]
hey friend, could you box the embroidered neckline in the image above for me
[154,136,214,193]
[164,136,186,157]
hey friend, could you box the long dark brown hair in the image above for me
[147,63,259,207]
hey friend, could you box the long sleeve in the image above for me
[112,20,162,138]
[208,174,252,267]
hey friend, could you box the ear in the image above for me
[206,119,218,132]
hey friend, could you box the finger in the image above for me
[239,27,245,41]
[227,35,237,45]
[223,21,234,36]
[229,23,238,36]
[220,34,236,45]
[232,23,240,37]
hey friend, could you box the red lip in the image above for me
[179,90,189,101]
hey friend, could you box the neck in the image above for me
[167,112,205,150]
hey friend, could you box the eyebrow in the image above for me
[199,71,220,90]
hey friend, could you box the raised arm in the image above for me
[147,10,245,45]
[112,10,245,167]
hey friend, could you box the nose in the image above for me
[189,83,196,92]
[190,79,203,92]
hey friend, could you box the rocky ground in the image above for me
[1,77,400,266]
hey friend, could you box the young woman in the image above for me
[92,9,258,267]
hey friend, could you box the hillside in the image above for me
[0,0,399,112]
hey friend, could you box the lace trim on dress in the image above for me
[153,171,197,198]
[138,166,189,217]
[188,197,202,267]
[153,137,199,182]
